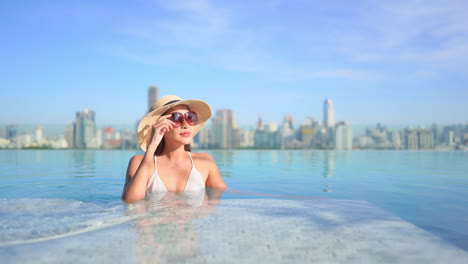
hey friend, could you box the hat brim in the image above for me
[137,99,211,151]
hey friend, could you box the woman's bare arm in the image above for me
[203,153,227,191]
[121,153,155,203]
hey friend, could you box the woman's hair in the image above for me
[155,105,192,155]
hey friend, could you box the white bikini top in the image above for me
[146,152,205,193]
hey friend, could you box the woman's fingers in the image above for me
[146,117,177,152]
[153,119,175,136]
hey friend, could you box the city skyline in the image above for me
[0,82,465,151]
[0,93,465,139]
[2,109,466,150]
[2,1,468,126]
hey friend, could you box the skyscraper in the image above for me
[406,128,418,150]
[281,114,295,149]
[6,125,17,140]
[64,123,74,148]
[418,129,435,149]
[212,109,235,149]
[194,124,211,148]
[254,121,281,149]
[323,98,335,129]
[334,121,352,150]
[148,85,159,111]
[405,128,434,150]
[74,108,96,149]
[35,126,44,144]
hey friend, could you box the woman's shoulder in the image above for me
[125,154,146,178]
[128,154,144,164]
[191,152,216,164]
[191,152,217,172]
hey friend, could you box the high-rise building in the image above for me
[240,129,254,148]
[211,109,235,149]
[406,128,418,150]
[300,126,315,147]
[323,98,336,129]
[194,124,211,148]
[391,130,402,149]
[74,108,96,149]
[64,123,74,148]
[448,130,455,146]
[405,128,434,150]
[87,128,102,149]
[254,122,281,148]
[35,126,44,144]
[232,128,243,149]
[432,124,442,146]
[148,85,159,111]
[282,114,295,149]
[418,129,435,149]
[256,115,264,131]
[6,125,17,140]
[334,121,352,150]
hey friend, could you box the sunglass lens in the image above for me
[186,112,198,125]
[170,112,183,126]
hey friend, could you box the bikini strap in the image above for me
[187,152,194,168]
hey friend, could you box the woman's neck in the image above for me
[161,144,187,161]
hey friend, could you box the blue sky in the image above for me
[1,0,467,127]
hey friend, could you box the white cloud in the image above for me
[330,0,468,73]
[112,0,468,81]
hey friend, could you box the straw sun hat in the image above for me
[137,95,212,151]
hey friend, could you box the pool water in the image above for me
[0,150,467,263]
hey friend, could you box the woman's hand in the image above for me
[146,114,175,153]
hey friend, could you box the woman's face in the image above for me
[163,105,195,146]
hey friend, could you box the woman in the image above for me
[122,95,227,203]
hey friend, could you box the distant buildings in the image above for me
[74,108,96,149]
[0,124,68,149]
[65,123,74,148]
[240,129,255,148]
[281,115,296,149]
[405,127,434,150]
[2,85,467,151]
[254,117,281,148]
[248,98,352,150]
[6,125,17,141]
[148,85,159,112]
[102,127,121,149]
[333,122,353,150]
[296,118,327,149]
[323,98,335,129]
[193,125,211,148]
[211,109,238,149]
[35,126,44,144]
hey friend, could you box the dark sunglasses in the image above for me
[169,111,198,127]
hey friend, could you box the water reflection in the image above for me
[209,150,236,178]
[271,151,279,164]
[70,151,96,178]
[125,188,223,263]
[34,150,43,163]
[283,150,295,168]
[322,152,336,193]
[323,151,336,178]
[257,150,263,166]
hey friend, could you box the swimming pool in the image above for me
[0,150,467,263]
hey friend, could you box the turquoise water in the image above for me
[1,150,468,263]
